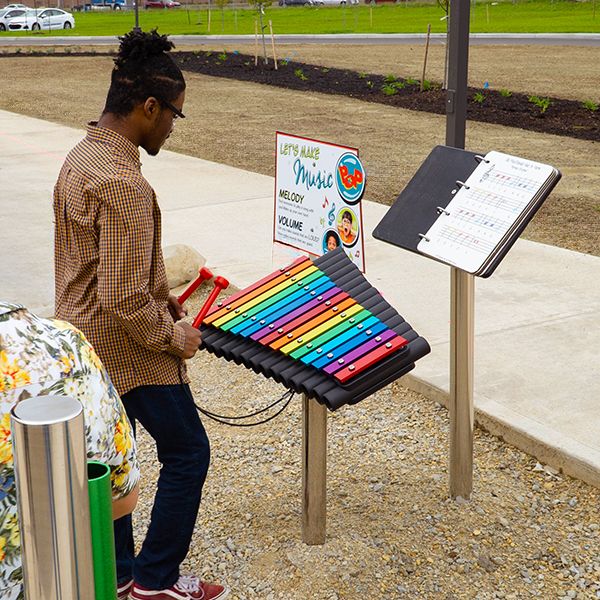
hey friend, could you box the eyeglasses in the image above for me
[160,98,186,120]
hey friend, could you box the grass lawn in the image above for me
[2,0,599,37]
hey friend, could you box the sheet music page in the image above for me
[417,151,556,273]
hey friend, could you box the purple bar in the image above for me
[323,329,397,375]
[250,286,341,342]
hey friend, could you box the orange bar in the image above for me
[204,257,311,325]
[269,297,357,351]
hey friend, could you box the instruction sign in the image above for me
[274,132,366,271]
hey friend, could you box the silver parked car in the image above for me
[7,7,75,30]
[0,7,26,30]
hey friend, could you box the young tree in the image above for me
[215,0,230,31]
[438,0,449,89]
[248,0,272,65]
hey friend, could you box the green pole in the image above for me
[88,461,117,600]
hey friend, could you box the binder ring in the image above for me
[436,206,450,216]
[474,155,490,164]
[455,180,470,190]
[418,233,430,242]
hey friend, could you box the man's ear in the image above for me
[143,97,161,121]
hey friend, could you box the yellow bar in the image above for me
[213,265,318,328]
[279,304,363,355]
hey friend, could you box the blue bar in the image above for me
[303,319,388,368]
[288,309,374,361]
[223,270,324,332]
[234,275,334,337]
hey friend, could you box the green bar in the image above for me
[88,461,117,600]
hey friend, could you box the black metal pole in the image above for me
[445,0,474,501]
[134,0,140,30]
[445,0,470,149]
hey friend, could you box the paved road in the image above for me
[1,33,599,46]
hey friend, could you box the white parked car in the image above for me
[3,3,28,8]
[0,7,26,30]
[7,7,75,30]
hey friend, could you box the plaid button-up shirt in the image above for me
[54,123,188,396]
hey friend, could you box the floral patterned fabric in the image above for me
[0,301,140,600]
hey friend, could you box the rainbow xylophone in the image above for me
[200,248,430,410]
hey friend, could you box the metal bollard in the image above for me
[10,395,96,600]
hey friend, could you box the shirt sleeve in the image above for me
[96,178,186,357]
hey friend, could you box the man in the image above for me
[53,29,228,600]
[0,301,139,600]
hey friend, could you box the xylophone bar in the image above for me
[201,248,430,410]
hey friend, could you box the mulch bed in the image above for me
[2,48,598,141]
[172,49,600,143]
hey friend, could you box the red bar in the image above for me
[203,257,311,324]
[333,336,409,383]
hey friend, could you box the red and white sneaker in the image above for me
[130,574,229,600]
[117,579,133,600]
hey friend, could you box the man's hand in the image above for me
[168,294,188,322]
[178,322,202,359]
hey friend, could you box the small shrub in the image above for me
[366,80,374,89]
[582,99,599,112]
[217,52,227,62]
[384,73,398,84]
[528,95,551,114]
[321,68,330,73]
[358,71,367,79]
[421,79,432,91]
[280,59,289,66]
[294,68,308,81]
[500,88,512,98]
[382,83,398,96]
[405,76,418,86]
[473,91,486,104]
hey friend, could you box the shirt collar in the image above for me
[86,122,141,167]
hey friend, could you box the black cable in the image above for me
[198,389,294,420]
[180,366,295,427]
[196,391,295,427]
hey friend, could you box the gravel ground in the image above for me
[128,287,600,600]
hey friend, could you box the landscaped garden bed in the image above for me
[172,49,599,143]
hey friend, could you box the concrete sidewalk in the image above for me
[1,109,599,488]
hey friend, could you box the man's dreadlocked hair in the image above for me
[103,29,185,117]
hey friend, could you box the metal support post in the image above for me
[301,393,327,544]
[449,269,474,498]
[11,395,95,600]
[445,0,474,499]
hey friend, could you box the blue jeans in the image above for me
[114,384,210,589]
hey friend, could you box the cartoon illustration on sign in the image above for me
[335,153,366,205]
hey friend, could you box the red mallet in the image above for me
[178,266,214,305]
[192,276,230,328]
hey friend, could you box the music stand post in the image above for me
[445,0,473,499]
